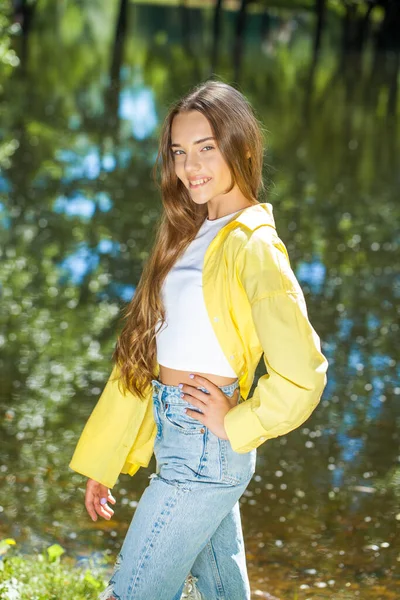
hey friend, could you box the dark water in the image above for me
[0,2,399,598]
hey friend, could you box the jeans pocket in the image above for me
[219,442,256,485]
[164,403,205,435]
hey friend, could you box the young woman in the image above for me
[69,80,328,600]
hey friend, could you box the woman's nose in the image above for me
[184,154,202,173]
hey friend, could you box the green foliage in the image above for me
[0,0,20,79]
[0,539,109,600]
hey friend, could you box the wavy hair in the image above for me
[112,79,267,399]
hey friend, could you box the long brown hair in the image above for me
[112,79,267,399]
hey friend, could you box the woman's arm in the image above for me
[69,364,154,488]
[224,228,328,453]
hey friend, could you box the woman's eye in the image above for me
[172,145,214,156]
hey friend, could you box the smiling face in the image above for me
[170,110,244,212]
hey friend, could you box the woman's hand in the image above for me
[179,374,240,440]
[85,478,116,521]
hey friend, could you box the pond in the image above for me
[0,1,399,598]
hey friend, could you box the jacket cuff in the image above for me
[68,459,118,490]
[223,400,269,453]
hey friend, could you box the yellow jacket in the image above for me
[69,202,328,489]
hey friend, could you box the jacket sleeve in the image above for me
[223,228,328,453]
[69,364,154,489]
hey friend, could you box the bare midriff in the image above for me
[158,364,238,387]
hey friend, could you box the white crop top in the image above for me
[155,209,244,376]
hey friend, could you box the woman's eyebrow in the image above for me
[170,136,215,148]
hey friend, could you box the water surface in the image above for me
[0,2,399,598]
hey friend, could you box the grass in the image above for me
[0,538,109,600]
[0,538,306,599]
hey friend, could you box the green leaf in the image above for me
[46,544,66,562]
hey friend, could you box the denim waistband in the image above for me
[151,377,239,405]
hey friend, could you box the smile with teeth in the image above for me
[189,177,212,188]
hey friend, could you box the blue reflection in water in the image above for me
[98,282,136,302]
[98,239,120,256]
[322,369,336,397]
[58,243,99,284]
[54,193,95,219]
[68,114,81,130]
[82,150,100,179]
[56,148,116,182]
[53,191,113,218]
[119,87,157,140]
[366,376,384,422]
[332,465,344,487]
[0,201,10,229]
[348,345,363,371]
[58,237,134,300]
[323,338,393,497]
[337,433,364,466]
[338,317,353,340]
[95,191,113,212]
[366,313,381,331]
[56,148,98,180]
[102,154,116,172]
[0,175,11,193]
[343,411,357,428]
[370,353,393,371]
[296,257,326,293]
[117,147,133,168]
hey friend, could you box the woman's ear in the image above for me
[246,148,251,159]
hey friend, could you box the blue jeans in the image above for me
[99,378,257,600]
